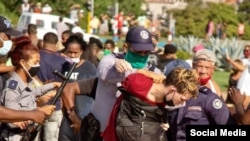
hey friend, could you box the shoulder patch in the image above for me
[212,98,222,109]
[8,80,18,90]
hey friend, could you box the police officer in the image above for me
[163,61,237,141]
[0,36,60,141]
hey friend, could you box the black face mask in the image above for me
[165,99,175,106]
[164,91,175,106]
[28,65,40,77]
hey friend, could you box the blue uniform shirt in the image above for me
[167,86,235,141]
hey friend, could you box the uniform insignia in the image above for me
[140,30,149,39]
[212,98,222,109]
[8,80,18,90]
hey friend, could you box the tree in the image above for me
[170,2,240,38]
[238,0,250,24]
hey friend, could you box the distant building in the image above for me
[146,0,187,20]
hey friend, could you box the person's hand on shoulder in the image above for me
[137,69,166,83]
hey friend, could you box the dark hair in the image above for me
[10,36,39,67]
[62,30,72,36]
[43,32,58,44]
[64,34,87,51]
[104,39,115,48]
[27,24,37,35]
[59,16,63,22]
[89,37,103,49]
[164,44,177,54]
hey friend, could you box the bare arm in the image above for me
[0,65,14,73]
[61,77,98,111]
[228,87,250,124]
[0,106,46,124]
[226,55,245,72]
[61,77,98,133]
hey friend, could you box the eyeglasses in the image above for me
[243,49,249,52]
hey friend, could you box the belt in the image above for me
[7,128,27,134]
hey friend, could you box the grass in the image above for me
[212,70,231,93]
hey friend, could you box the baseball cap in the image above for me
[193,49,216,63]
[0,16,22,37]
[164,59,192,76]
[192,44,205,53]
[125,26,154,51]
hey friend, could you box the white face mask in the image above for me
[0,38,12,56]
[71,57,80,63]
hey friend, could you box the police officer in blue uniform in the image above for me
[167,87,237,141]
[162,59,237,141]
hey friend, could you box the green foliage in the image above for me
[0,2,19,27]
[171,2,242,38]
[213,70,230,93]
[176,50,191,60]
[238,0,250,23]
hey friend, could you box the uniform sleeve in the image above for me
[33,83,54,96]
[204,94,230,124]
[1,88,20,110]
[97,55,127,83]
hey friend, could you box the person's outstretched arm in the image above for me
[61,77,98,133]
[0,106,48,124]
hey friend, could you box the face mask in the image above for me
[165,100,174,106]
[22,62,40,77]
[0,38,12,56]
[199,76,211,85]
[125,50,149,69]
[244,51,250,58]
[103,49,112,56]
[71,57,80,63]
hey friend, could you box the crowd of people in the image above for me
[0,12,250,141]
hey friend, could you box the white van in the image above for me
[17,12,75,39]
[17,12,99,42]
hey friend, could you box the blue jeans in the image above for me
[43,110,63,141]
[58,95,94,141]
